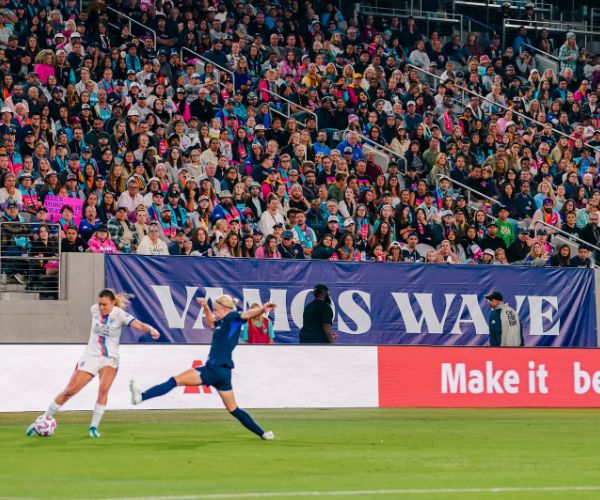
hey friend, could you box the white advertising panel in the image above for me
[0,345,379,412]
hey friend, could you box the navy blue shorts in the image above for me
[196,365,232,391]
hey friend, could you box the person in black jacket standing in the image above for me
[299,284,337,344]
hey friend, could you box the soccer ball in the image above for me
[34,416,57,437]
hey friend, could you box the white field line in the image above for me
[95,485,600,500]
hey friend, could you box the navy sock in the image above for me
[230,407,264,437]
[142,377,177,401]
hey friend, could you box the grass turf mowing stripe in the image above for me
[102,486,600,500]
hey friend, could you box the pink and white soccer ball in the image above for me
[34,416,57,436]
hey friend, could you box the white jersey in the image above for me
[83,304,135,360]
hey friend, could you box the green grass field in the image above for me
[2,409,600,499]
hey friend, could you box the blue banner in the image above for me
[105,256,597,347]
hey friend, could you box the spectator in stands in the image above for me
[0,0,597,278]
[87,224,118,254]
[137,222,169,256]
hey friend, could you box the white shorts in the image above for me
[77,355,119,376]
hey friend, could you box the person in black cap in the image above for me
[485,291,523,347]
[278,230,304,259]
[299,284,337,344]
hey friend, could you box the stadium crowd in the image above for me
[1,0,600,282]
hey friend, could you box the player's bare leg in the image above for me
[89,366,117,438]
[130,369,203,405]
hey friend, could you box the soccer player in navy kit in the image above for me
[130,295,276,440]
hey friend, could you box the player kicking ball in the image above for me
[27,289,160,438]
[130,295,276,440]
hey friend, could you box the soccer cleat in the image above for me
[25,422,37,436]
[130,379,142,405]
[261,430,275,440]
[88,426,100,438]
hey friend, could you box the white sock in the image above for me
[90,404,106,429]
[44,401,61,418]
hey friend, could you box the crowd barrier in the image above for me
[3,345,600,411]
[106,256,597,347]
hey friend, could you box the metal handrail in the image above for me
[180,46,235,91]
[351,131,407,172]
[503,19,595,36]
[464,15,495,35]
[105,6,156,48]
[522,42,559,62]
[437,174,499,207]
[0,221,62,298]
[260,88,318,129]
[532,220,600,266]
[405,63,600,157]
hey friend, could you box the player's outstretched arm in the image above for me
[240,302,276,321]
[196,298,215,329]
[130,319,160,339]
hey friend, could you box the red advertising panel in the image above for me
[378,346,600,407]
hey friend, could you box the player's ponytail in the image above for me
[99,289,133,309]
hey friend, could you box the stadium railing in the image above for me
[359,4,464,38]
[502,19,598,52]
[0,222,62,300]
[436,174,499,214]
[406,63,600,159]
[532,219,600,266]
[179,47,235,92]
[452,0,554,20]
[260,88,318,130]
[104,7,157,48]
[521,42,560,77]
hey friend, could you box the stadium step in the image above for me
[0,291,40,301]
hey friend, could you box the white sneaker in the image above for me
[261,430,275,440]
[129,379,142,405]
[14,273,27,284]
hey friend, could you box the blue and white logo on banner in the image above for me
[105,256,597,347]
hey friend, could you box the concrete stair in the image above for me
[0,291,40,300]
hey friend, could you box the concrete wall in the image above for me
[1,256,600,346]
[0,253,104,342]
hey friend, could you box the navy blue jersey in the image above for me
[206,310,244,369]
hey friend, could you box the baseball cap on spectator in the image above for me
[327,216,339,224]
[343,147,353,154]
[348,114,359,123]
[253,228,263,235]
[82,146,92,153]
[272,222,284,229]
[441,210,453,218]
[483,248,496,258]
[485,291,503,301]
[116,206,128,212]
[1,106,12,114]
[127,108,140,117]
[219,190,232,199]
[66,173,77,181]
[283,230,294,239]
[518,227,529,234]
[6,200,18,209]
[488,221,498,228]
[160,205,171,213]
[344,218,355,228]
[81,104,91,110]
[68,153,79,160]
[97,224,108,232]
[407,100,416,106]
[543,197,553,205]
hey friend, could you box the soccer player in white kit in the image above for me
[26,289,160,438]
